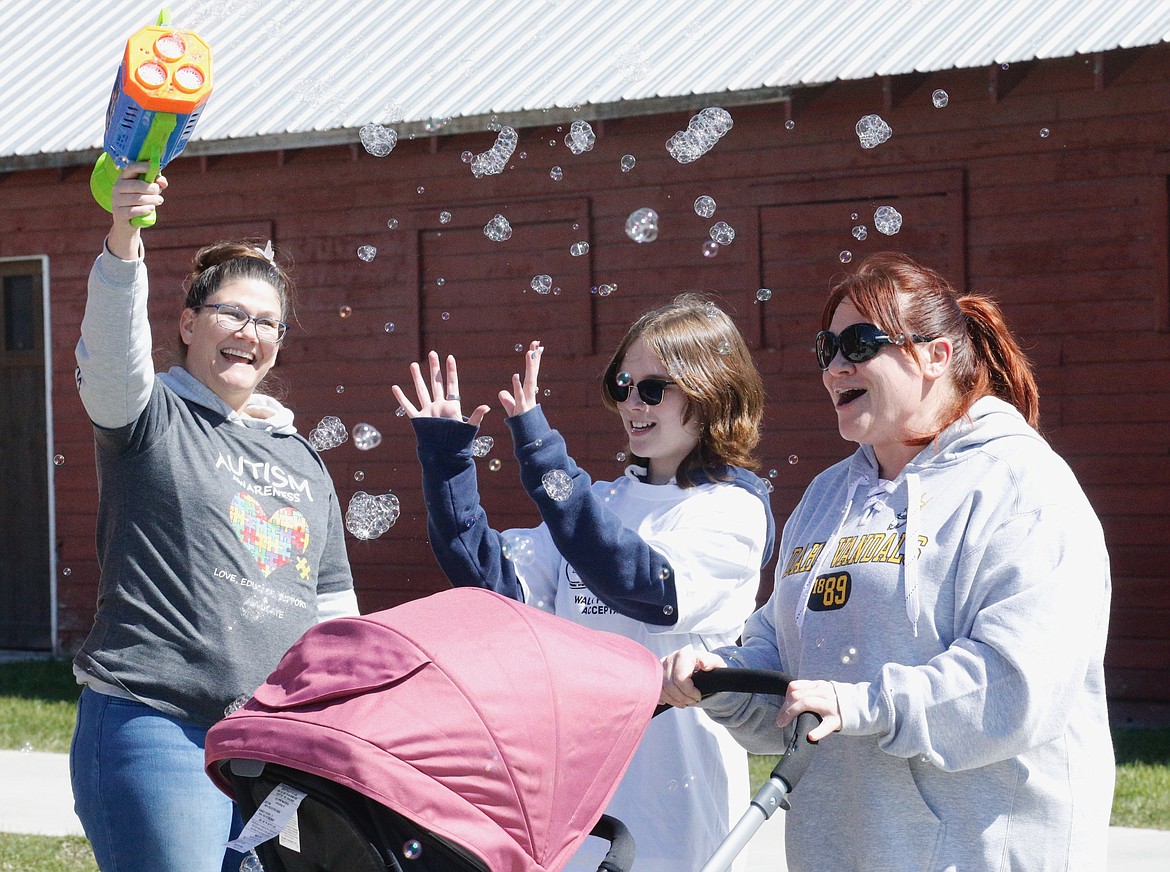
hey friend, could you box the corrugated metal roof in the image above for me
[3,0,1169,169]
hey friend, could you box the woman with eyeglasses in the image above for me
[661,252,1113,871]
[392,293,775,872]
[71,164,357,872]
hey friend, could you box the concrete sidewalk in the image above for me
[2,749,1168,869]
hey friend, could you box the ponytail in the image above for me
[958,294,1039,429]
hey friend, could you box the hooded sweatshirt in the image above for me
[702,397,1113,872]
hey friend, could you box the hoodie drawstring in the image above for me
[904,472,922,637]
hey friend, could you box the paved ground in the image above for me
[2,749,1168,869]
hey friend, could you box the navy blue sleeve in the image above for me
[411,417,523,601]
[504,406,679,626]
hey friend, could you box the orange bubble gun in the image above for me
[90,8,213,227]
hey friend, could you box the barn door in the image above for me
[0,259,52,649]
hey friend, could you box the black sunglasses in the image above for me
[815,323,933,371]
[606,375,675,406]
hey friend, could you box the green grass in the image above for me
[0,659,81,754]
[0,834,97,872]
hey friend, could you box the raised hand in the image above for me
[107,162,167,259]
[391,351,490,427]
[498,340,544,417]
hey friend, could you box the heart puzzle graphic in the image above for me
[229,492,311,577]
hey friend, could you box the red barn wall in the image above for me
[5,46,1167,713]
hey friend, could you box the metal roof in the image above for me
[4,0,1169,169]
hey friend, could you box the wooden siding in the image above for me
[6,46,1168,707]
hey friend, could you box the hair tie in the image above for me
[254,240,275,263]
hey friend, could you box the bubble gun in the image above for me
[90,8,213,227]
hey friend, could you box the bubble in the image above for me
[436,277,446,287]
[564,120,597,154]
[658,566,671,580]
[716,339,732,355]
[666,107,733,164]
[387,218,399,230]
[839,251,853,263]
[357,245,377,262]
[359,123,397,157]
[709,221,735,245]
[62,567,71,576]
[338,305,352,318]
[662,604,675,616]
[53,454,64,466]
[616,451,628,462]
[756,479,774,494]
[345,491,401,540]
[788,454,799,465]
[931,89,949,108]
[549,166,563,181]
[701,240,719,258]
[850,212,859,221]
[597,283,615,297]
[19,741,34,754]
[841,646,858,665]
[542,389,551,397]
[336,385,345,394]
[620,154,636,172]
[570,241,590,256]
[816,635,825,648]
[542,469,574,501]
[471,126,517,177]
[460,150,473,163]
[439,210,452,224]
[668,359,686,379]
[488,458,502,472]
[354,471,365,482]
[417,186,425,194]
[514,343,524,352]
[768,469,778,478]
[531,274,553,294]
[395,407,406,417]
[224,694,250,717]
[239,849,264,872]
[403,840,422,861]
[874,205,903,236]
[384,322,396,333]
[625,208,659,244]
[693,195,716,218]
[852,225,869,241]
[855,114,892,149]
[472,435,494,457]
[784,119,796,130]
[352,423,382,451]
[441,311,450,321]
[484,214,513,242]
[756,288,772,302]
[615,371,632,387]
[1039,127,1050,138]
[308,416,348,451]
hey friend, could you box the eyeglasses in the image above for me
[815,322,933,371]
[196,303,288,343]
[606,376,675,406]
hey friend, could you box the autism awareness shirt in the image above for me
[73,245,353,728]
[702,397,1114,871]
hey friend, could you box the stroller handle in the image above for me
[663,667,821,794]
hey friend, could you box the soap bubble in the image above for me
[625,208,659,244]
[709,221,735,245]
[352,423,382,451]
[852,225,868,241]
[460,150,473,163]
[439,210,452,224]
[716,339,732,355]
[756,288,772,302]
[1039,127,1050,138]
[308,416,348,451]
[693,195,716,218]
[666,107,733,164]
[339,305,353,318]
[484,214,512,242]
[239,849,264,872]
[384,322,396,333]
[402,840,422,861]
[357,245,377,262]
[570,241,590,256]
[542,469,574,502]
[701,240,719,258]
[596,283,615,296]
[488,459,502,472]
[53,454,65,466]
[549,166,563,181]
[531,274,553,294]
[784,119,795,130]
[502,532,537,566]
[565,120,596,154]
[224,694,250,717]
[471,126,517,177]
[855,114,892,148]
[436,277,446,287]
[346,491,400,540]
[472,436,494,457]
[359,123,397,157]
[615,371,632,387]
[387,218,399,230]
[874,205,903,235]
[354,471,365,482]
[441,311,450,321]
[620,154,636,172]
[839,251,853,263]
[788,454,799,465]
[931,89,949,108]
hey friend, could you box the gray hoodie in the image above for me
[704,397,1114,871]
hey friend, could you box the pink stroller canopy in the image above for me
[206,588,663,872]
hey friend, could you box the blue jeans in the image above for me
[70,687,247,872]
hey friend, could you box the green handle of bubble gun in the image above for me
[89,111,177,228]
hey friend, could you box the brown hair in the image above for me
[601,293,766,485]
[175,240,294,365]
[821,252,1039,443]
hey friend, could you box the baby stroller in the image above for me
[205,587,817,872]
